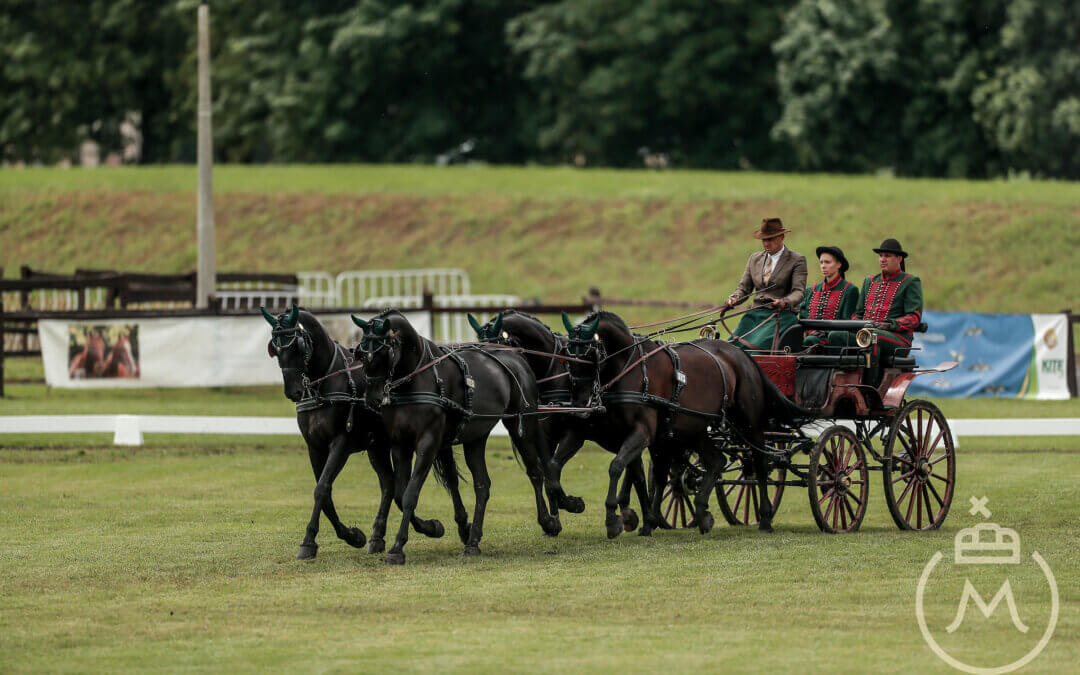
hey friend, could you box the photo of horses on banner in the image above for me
[67,324,140,379]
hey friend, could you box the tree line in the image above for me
[2,0,1077,178]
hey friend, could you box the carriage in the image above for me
[660,318,958,533]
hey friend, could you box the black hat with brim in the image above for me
[873,238,908,258]
[815,246,850,274]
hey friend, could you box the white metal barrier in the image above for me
[297,272,338,308]
[336,269,470,307]
[362,293,520,343]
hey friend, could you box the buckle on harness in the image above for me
[675,371,686,385]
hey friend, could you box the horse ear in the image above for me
[260,306,277,326]
[376,319,391,335]
[587,316,600,334]
[493,312,503,335]
[284,304,299,328]
[467,313,483,334]
[561,312,575,333]
[351,315,369,330]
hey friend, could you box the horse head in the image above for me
[468,311,506,343]
[262,304,314,402]
[563,312,605,407]
[352,310,419,408]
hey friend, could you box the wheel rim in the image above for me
[716,454,786,526]
[809,428,868,534]
[660,458,701,528]
[883,401,955,531]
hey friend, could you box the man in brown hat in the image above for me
[722,217,808,351]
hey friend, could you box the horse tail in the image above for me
[432,442,466,491]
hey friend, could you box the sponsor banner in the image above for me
[40,312,431,388]
[908,311,1070,400]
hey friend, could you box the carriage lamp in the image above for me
[855,327,876,349]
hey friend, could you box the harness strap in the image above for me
[598,343,670,393]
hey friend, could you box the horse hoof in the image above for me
[621,508,639,532]
[758,522,775,534]
[698,511,715,535]
[342,527,367,549]
[385,552,406,565]
[463,545,481,557]
[638,526,653,537]
[541,516,562,537]
[296,544,318,560]
[562,496,586,514]
[428,520,445,539]
[367,538,385,554]
[457,522,471,545]
[606,515,624,540]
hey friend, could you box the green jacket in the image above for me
[855,270,923,341]
[799,276,860,322]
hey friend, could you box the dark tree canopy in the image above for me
[2,0,1077,177]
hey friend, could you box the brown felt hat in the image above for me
[753,217,790,239]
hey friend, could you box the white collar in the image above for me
[765,246,786,264]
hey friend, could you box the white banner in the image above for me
[1027,313,1071,400]
[39,312,431,389]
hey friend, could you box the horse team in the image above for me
[263,304,795,565]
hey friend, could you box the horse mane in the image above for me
[499,308,564,337]
[296,308,335,350]
[583,310,631,334]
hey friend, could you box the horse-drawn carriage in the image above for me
[660,318,958,534]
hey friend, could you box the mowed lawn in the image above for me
[1,436,1077,673]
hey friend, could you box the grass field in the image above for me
[2,165,1079,314]
[1,437,1077,673]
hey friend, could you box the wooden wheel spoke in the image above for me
[838,497,847,530]
[893,451,917,468]
[841,442,854,471]
[923,426,946,462]
[843,460,865,476]
[843,495,858,523]
[929,454,951,467]
[925,479,945,509]
[903,478,918,522]
[923,485,936,525]
[915,485,923,528]
[822,492,836,522]
[818,486,836,505]
[892,468,917,485]
[845,489,864,507]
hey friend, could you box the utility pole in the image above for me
[196,0,216,309]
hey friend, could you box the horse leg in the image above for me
[390,444,444,539]
[547,429,587,514]
[509,417,562,537]
[693,446,722,535]
[605,429,649,539]
[366,445,396,554]
[386,433,439,565]
[620,456,648,533]
[298,435,361,559]
[461,438,491,555]
[643,450,672,536]
[437,443,472,545]
[749,433,775,533]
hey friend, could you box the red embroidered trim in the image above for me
[812,280,851,319]
[864,273,907,324]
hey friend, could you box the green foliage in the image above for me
[507,0,794,168]
[2,1,1079,176]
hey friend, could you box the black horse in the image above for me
[562,311,786,538]
[469,311,650,533]
[261,305,446,560]
[352,309,561,565]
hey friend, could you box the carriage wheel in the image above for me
[882,400,955,531]
[716,452,786,527]
[808,426,868,534]
[659,456,702,529]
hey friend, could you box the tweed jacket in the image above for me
[727,247,808,309]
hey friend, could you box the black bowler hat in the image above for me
[873,238,908,258]
[815,245,850,274]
